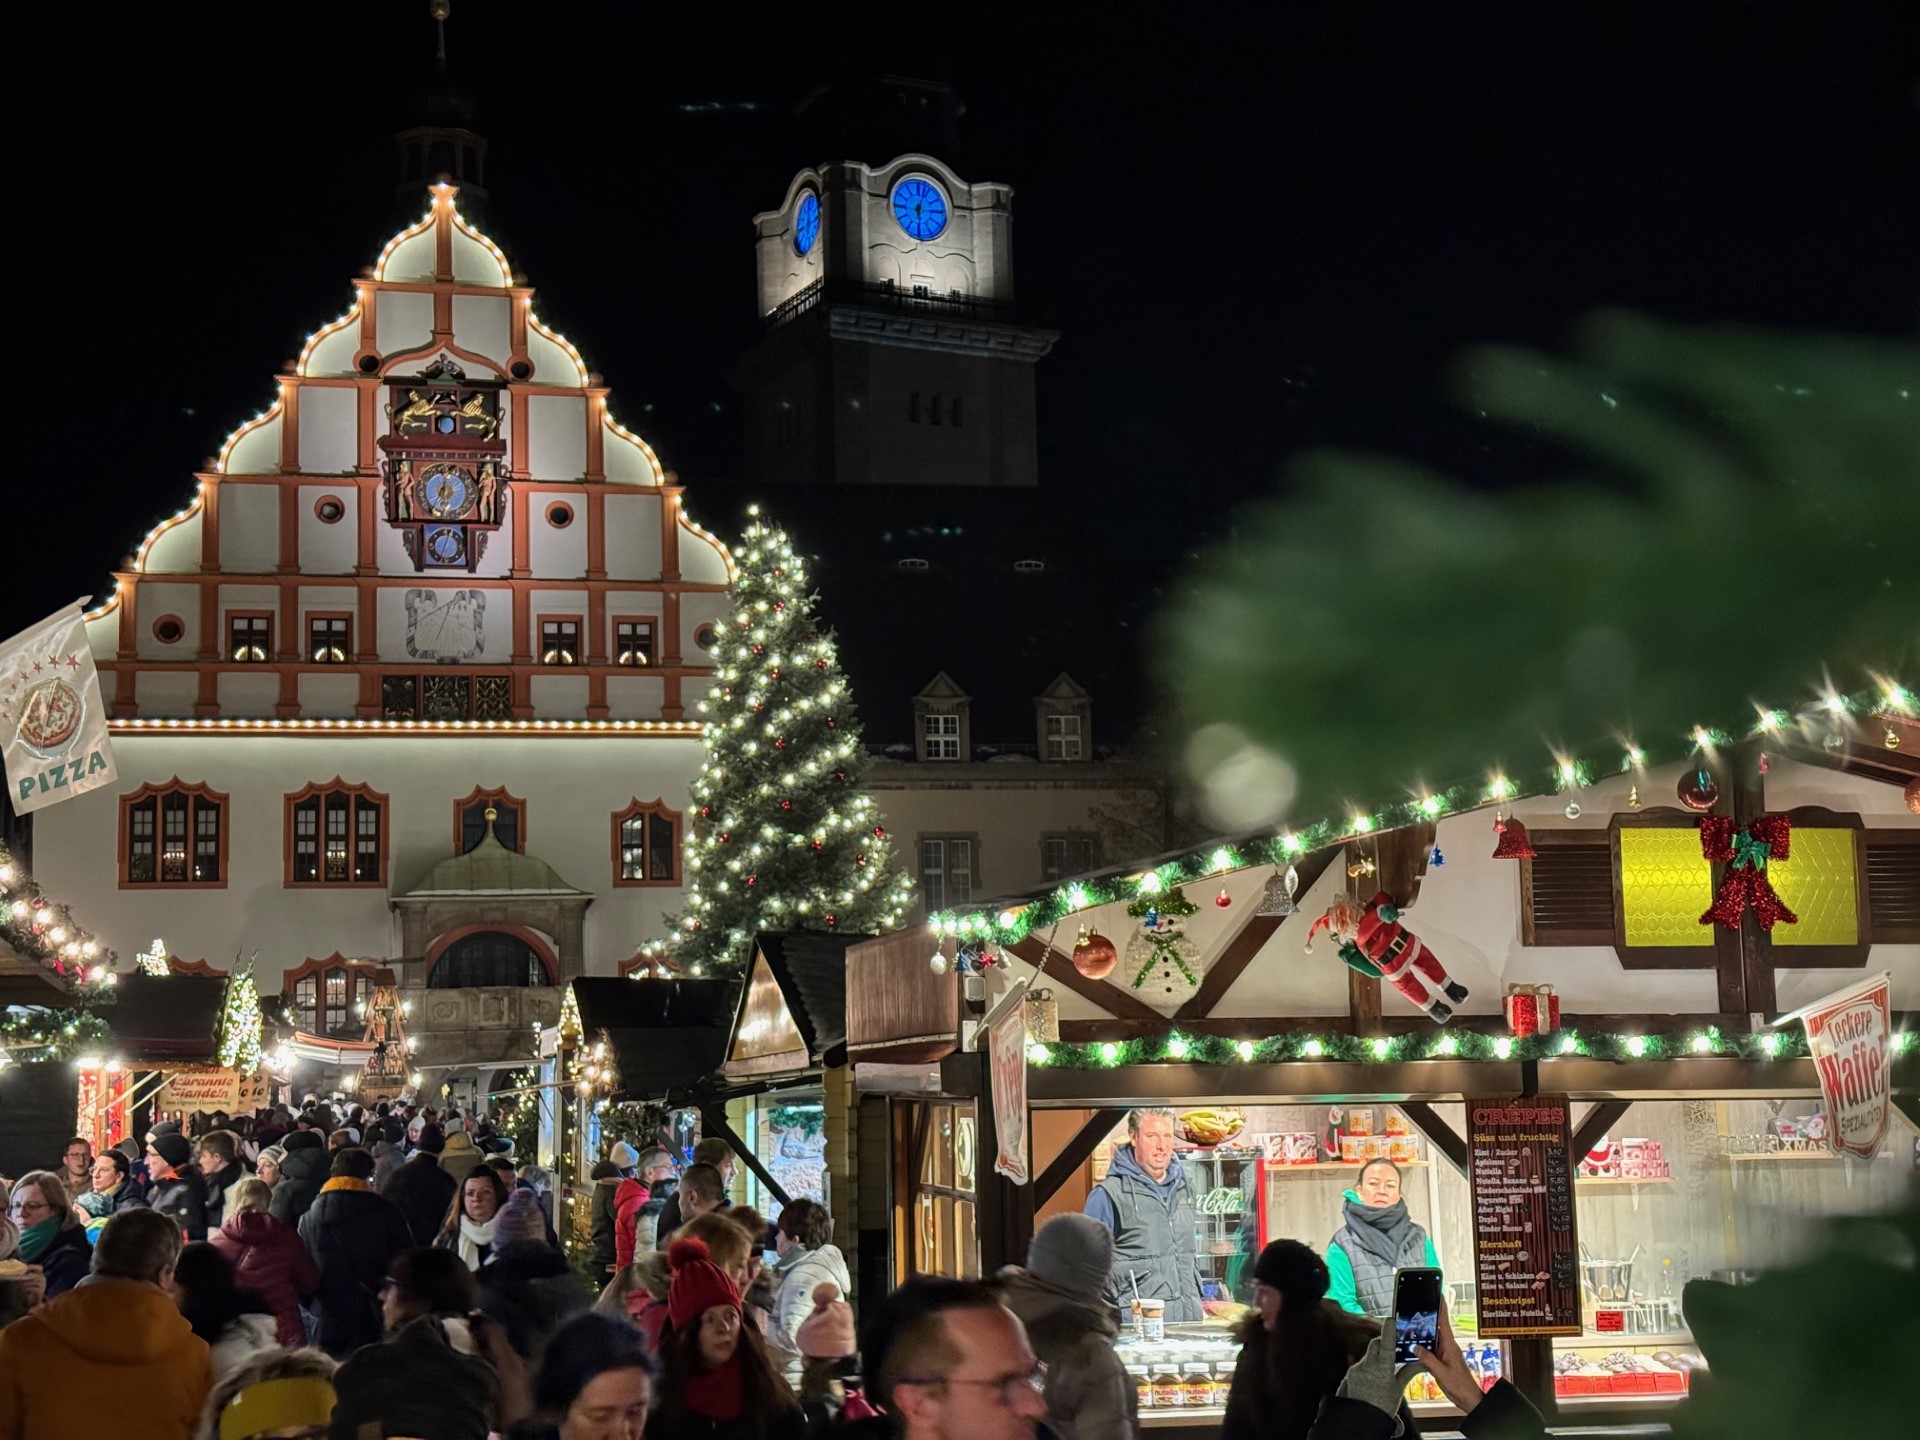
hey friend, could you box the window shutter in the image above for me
[1521,838,1616,945]
[1864,831,1920,943]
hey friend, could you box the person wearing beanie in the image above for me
[610,1140,641,1174]
[382,1122,458,1247]
[146,1131,211,1241]
[297,1148,414,1357]
[997,1213,1137,1440]
[648,1236,802,1439]
[439,1127,485,1173]
[1222,1239,1397,1440]
[478,1188,593,1364]
[254,1144,288,1190]
[268,1129,328,1229]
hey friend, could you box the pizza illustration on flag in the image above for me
[15,676,83,754]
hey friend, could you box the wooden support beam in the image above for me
[1033,1106,1129,1205]
[1732,741,1776,1016]
[1011,936,1167,1027]
[1397,1101,1467,1170]
[1177,848,1338,1021]
[1569,1099,1631,1162]
[699,1103,792,1210]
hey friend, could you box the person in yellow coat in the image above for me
[0,1209,211,1440]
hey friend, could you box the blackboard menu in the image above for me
[1467,1094,1582,1336]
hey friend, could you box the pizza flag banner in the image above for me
[1,604,116,814]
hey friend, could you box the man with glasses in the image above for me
[871,1276,1050,1439]
[56,1137,93,1198]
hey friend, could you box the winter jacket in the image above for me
[1083,1143,1204,1322]
[611,1177,651,1270]
[1223,1303,1404,1440]
[1326,1188,1438,1318]
[328,1313,498,1440]
[588,1175,621,1275]
[383,1150,458,1246]
[371,1139,405,1191]
[645,1399,807,1440]
[34,1223,94,1299]
[997,1265,1137,1440]
[212,1207,322,1347]
[78,1178,148,1218]
[1304,1377,1546,1440]
[298,1180,415,1356]
[208,1311,281,1381]
[0,1276,212,1440]
[269,1135,328,1229]
[478,1240,594,1362]
[149,1168,211,1242]
[769,1243,853,1384]
[653,1184,686,1249]
[202,1160,250,1230]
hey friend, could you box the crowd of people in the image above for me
[0,1102,1562,1440]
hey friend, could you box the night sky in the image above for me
[17,1,1917,680]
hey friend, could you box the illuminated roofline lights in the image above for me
[107,717,704,737]
[216,397,286,474]
[296,301,362,376]
[527,311,590,387]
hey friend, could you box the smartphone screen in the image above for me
[1393,1266,1442,1365]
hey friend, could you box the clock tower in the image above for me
[737,154,1057,488]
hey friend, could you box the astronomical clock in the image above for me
[380,358,507,572]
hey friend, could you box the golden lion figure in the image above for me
[458,394,498,438]
[389,389,436,432]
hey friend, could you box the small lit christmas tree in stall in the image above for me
[665,507,912,974]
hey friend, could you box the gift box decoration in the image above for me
[1504,983,1561,1037]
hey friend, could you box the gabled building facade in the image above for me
[29,183,734,1089]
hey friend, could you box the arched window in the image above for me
[285,780,388,887]
[612,799,681,886]
[454,786,526,854]
[284,956,373,1037]
[429,930,551,988]
[120,779,227,887]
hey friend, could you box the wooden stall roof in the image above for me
[570,977,734,1102]
[846,929,962,1065]
[722,933,860,1078]
[106,974,227,1060]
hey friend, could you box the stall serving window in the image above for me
[897,1100,978,1281]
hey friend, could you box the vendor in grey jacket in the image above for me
[1082,1107,1205,1322]
[1000,1213,1140,1440]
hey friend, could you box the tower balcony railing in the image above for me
[764,277,1038,328]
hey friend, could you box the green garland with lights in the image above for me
[928,680,1915,947]
[1024,1024,1920,1070]
[1,1005,112,1062]
[0,843,118,1001]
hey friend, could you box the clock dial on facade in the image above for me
[794,191,820,256]
[891,177,948,241]
[422,468,472,518]
[425,526,467,566]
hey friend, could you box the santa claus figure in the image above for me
[1308,891,1469,1024]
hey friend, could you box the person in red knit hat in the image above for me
[645,1235,803,1440]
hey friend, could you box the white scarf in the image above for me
[457,1214,496,1270]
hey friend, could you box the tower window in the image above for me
[615,619,655,667]
[308,614,350,664]
[228,613,272,663]
[540,617,581,666]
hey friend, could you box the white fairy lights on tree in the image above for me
[217,959,263,1071]
[665,507,911,974]
[136,937,171,977]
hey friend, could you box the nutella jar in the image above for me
[1151,1360,1185,1409]
[1182,1363,1214,1406]
[1126,1365,1152,1410]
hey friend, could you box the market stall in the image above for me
[871,736,1920,1429]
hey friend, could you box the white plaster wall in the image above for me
[526,493,588,578]
[603,494,662,581]
[679,591,730,654]
[604,427,659,485]
[298,487,359,574]
[528,396,587,479]
[298,671,360,718]
[303,317,359,377]
[527,327,580,386]
[297,386,358,474]
[27,732,706,992]
[376,291,434,356]
[374,518,415,576]
[223,411,282,475]
[604,674,665,719]
[452,228,508,287]
[134,672,199,716]
[530,673,590,717]
[219,486,281,573]
[143,504,204,574]
[134,583,200,661]
[380,230,435,285]
[296,585,359,628]
[678,520,730,584]
[217,672,280,715]
[453,295,510,365]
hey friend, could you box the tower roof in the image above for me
[402,817,587,898]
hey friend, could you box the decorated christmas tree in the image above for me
[217,959,263,1071]
[666,508,912,974]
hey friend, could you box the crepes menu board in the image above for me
[1467,1095,1582,1336]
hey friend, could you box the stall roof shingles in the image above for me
[751,933,860,1063]
[569,977,734,1101]
[106,975,227,1058]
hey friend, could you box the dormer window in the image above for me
[924,712,961,760]
[913,673,972,762]
[1034,673,1092,763]
[1044,713,1082,761]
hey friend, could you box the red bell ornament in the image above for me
[1072,927,1118,981]
[1491,815,1537,860]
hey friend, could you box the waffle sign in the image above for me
[1,605,116,814]
[1793,972,1893,1161]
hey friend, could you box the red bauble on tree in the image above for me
[1071,927,1118,980]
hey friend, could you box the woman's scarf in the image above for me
[1341,1191,1418,1268]
[457,1214,497,1270]
[16,1215,62,1263]
[683,1352,746,1421]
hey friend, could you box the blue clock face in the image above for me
[426,526,466,565]
[891,177,948,241]
[794,191,820,256]
[422,469,471,517]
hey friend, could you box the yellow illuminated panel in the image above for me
[1769,828,1859,946]
[1620,828,1714,948]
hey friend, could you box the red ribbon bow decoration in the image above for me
[1698,815,1798,930]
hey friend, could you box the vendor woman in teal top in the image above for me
[1326,1157,1439,1316]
